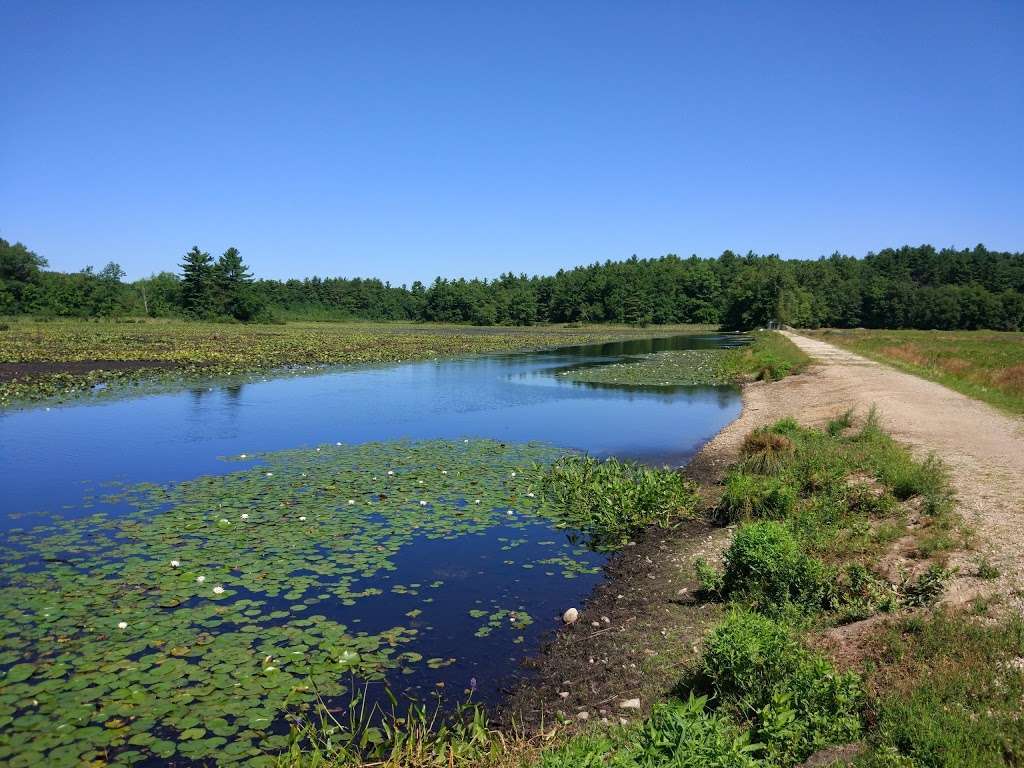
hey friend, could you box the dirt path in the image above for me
[690,331,1024,616]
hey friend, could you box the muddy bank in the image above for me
[0,359,180,382]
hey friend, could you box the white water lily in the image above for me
[527,492,535,498]
[441,470,448,475]
[240,453,247,459]
[212,586,225,595]
[511,471,517,477]
[265,472,273,477]
[336,442,342,446]
[240,513,249,520]
[347,499,355,505]
[507,509,515,515]
[117,621,128,630]
[387,470,395,476]
[419,500,428,506]
[196,575,206,584]
[298,516,307,521]
[474,499,481,504]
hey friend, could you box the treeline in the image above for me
[2,237,1024,331]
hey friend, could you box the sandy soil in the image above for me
[692,331,1024,616]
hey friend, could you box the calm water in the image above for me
[0,333,743,726]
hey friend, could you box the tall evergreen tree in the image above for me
[178,246,216,318]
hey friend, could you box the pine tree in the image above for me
[214,247,261,320]
[179,246,215,318]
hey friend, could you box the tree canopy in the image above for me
[2,237,1023,332]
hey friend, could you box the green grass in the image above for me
[722,331,812,383]
[806,328,1024,414]
[0,318,707,407]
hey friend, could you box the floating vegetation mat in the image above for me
[556,349,734,387]
[0,439,605,766]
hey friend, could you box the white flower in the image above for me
[507,509,515,515]
[527,492,535,498]
[265,472,273,478]
[117,621,128,630]
[474,499,481,504]
[463,439,469,443]
[212,586,225,595]
[298,516,307,521]
[170,559,180,567]
[419,500,428,507]
[240,453,247,459]
[347,499,355,505]
[441,470,448,475]
[418,479,424,484]
[316,447,321,452]
[387,470,395,476]
[240,513,249,520]
[511,471,517,478]
[336,442,342,446]
[196,575,206,584]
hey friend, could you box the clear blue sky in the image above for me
[2,1,1022,284]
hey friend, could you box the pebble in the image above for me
[619,698,641,710]
[562,607,579,625]
[558,691,569,699]
[576,711,589,721]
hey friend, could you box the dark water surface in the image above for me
[0,333,744,762]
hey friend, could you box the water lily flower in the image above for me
[298,516,307,521]
[212,586,225,595]
[117,621,128,630]
[265,472,273,478]
[441,470,448,475]
[387,470,395,476]
[170,559,180,567]
[511,471,517,478]
[240,453,247,459]
[527,492,535,498]
[336,442,342,446]
[240,513,249,520]
[347,499,355,505]
[420,500,428,506]
[196,575,206,584]
[474,499,481,504]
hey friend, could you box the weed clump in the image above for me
[699,609,863,765]
[719,521,835,615]
[716,473,797,523]
[739,429,795,475]
[541,455,698,549]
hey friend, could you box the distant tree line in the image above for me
[2,237,1023,331]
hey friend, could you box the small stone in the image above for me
[562,607,579,625]
[601,616,611,624]
[558,691,570,699]
[576,711,589,721]
[591,621,600,628]
[619,717,629,725]
[619,698,641,710]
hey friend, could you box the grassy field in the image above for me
[0,318,713,407]
[807,328,1024,414]
[557,331,812,387]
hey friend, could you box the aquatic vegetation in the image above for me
[0,438,610,766]
[538,455,700,549]
[0,319,681,408]
[555,331,809,389]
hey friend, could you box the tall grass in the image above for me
[722,331,812,382]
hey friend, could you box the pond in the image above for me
[0,332,744,766]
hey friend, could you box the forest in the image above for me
[2,237,1023,331]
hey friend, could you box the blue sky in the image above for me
[2,1,1022,284]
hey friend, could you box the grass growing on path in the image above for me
[806,328,1024,414]
[0,318,709,407]
[557,331,811,388]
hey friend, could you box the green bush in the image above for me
[700,610,862,765]
[715,473,797,523]
[537,695,762,768]
[541,455,699,549]
[720,522,835,614]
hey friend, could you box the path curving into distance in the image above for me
[691,330,1024,617]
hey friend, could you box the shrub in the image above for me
[541,455,699,549]
[700,610,862,765]
[720,522,835,614]
[715,473,797,524]
[739,430,795,475]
